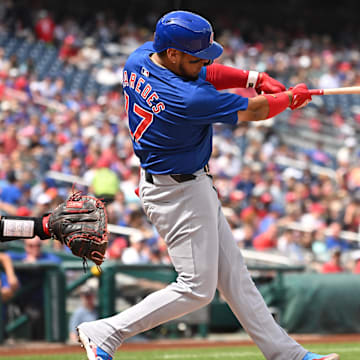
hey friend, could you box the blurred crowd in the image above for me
[0,3,359,279]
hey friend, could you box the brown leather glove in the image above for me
[48,191,108,266]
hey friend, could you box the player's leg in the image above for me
[216,209,307,360]
[78,173,220,357]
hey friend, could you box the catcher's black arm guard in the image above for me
[0,215,50,242]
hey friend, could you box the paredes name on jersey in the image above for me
[123,70,165,114]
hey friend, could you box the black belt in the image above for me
[145,165,210,184]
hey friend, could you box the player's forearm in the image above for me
[243,83,312,121]
[0,215,51,242]
[206,64,287,94]
[205,63,257,90]
[237,92,292,122]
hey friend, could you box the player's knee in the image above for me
[175,275,216,305]
[198,286,216,305]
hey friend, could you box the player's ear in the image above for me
[167,48,179,64]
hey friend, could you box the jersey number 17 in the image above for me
[125,92,154,142]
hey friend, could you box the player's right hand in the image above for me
[255,72,286,94]
[288,83,312,110]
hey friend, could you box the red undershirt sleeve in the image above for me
[205,63,250,90]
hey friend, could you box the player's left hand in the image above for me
[288,83,312,110]
[256,72,286,94]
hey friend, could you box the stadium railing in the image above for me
[0,261,305,343]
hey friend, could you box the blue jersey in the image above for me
[123,42,248,174]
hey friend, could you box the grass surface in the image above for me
[1,342,359,360]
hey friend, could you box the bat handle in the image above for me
[309,89,324,96]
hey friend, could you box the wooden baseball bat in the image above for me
[309,86,360,95]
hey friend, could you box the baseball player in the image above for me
[77,10,339,360]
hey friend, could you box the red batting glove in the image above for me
[255,72,286,94]
[288,83,312,110]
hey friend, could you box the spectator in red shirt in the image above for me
[321,247,344,273]
[34,10,55,43]
[2,125,18,156]
[59,35,78,60]
[253,223,278,250]
[107,236,127,260]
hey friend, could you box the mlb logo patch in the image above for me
[141,67,149,77]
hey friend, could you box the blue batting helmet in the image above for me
[153,10,223,60]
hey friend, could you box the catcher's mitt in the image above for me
[48,191,108,266]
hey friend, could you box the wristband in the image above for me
[246,71,259,88]
[0,216,51,241]
[1,218,34,239]
[264,93,290,119]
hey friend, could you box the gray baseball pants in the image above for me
[78,168,307,360]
